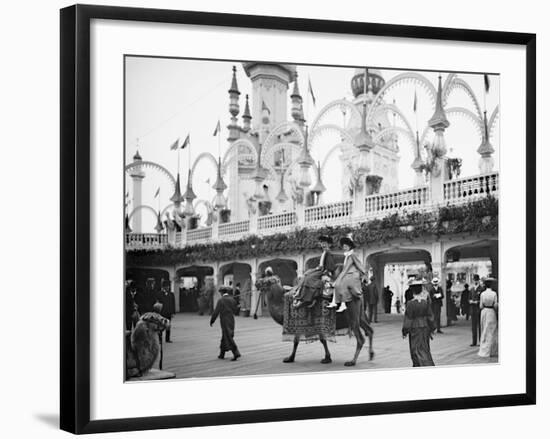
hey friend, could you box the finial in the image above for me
[428,74,450,130]
[229,65,240,95]
[170,172,184,204]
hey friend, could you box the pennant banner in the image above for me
[213,120,221,137]
[181,133,190,149]
[413,90,418,113]
[308,77,316,106]
[484,74,490,93]
[169,138,179,151]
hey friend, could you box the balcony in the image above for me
[126,171,499,250]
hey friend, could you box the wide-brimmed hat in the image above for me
[219,286,233,295]
[318,235,333,244]
[339,236,355,249]
[431,277,440,284]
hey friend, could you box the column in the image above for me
[429,157,448,205]
[169,266,180,314]
[352,182,366,219]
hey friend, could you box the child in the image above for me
[210,286,241,361]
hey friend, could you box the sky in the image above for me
[125,57,500,232]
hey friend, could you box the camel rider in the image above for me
[293,235,336,309]
[328,236,366,312]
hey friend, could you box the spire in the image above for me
[125,213,132,233]
[133,150,142,161]
[242,94,252,133]
[228,65,241,142]
[310,161,327,194]
[170,172,184,204]
[212,157,227,192]
[183,169,197,200]
[428,75,450,131]
[297,125,314,188]
[276,171,288,203]
[354,82,375,152]
[411,131,424,170]
[290,71,301,99]
[228,65,240,96]
[477,110,495,156]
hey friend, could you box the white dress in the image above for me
[478,288,498,357]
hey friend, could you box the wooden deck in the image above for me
[159,312,497,379]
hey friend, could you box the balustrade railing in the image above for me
[126,172,499,250]
[444,172,499,203]
[305,200,353,225]
[186,226,212,243]
[219,219,250,237]
[258,212,297,231]
[365,186,430,216]
[126,233,167,249]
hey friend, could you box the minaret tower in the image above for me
[242,62,296,131]
[129,149,145,233]
[227,66,241,142]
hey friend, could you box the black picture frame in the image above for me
[60,4,536,434]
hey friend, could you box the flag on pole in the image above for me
[181,133,190,149]
[413,90,417,112]
[169,138,179,151]
[154,187,160,198]
[125,191,129,199]
[213,120,221,137]
[205,178,211,185]
[484,74,490,93]
[307,77,316,106]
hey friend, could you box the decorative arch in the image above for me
[260,142,303,181]
[190,152,218,182]
[160,203,175,218]
[309,123,354,146]
[443,77,483,120]
[262,121,305,150]
[128,204,158,222]
[373,126,415,150]
[445,107,484,137]
[368,103,415,140]
[369,72,437,119]
[442,73,458,104]
[125,160,176,189]
[221,138,258,174]
[310,99,361,133]
[194,199,214,226]
[488,106,500,139]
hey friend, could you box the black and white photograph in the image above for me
[124,58,500,381]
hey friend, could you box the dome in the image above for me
[351,68,385,98]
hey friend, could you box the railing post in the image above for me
[212,219,219,240]
[429,157,448,205]
[295,202,305,226]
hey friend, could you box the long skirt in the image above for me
[408,328,435,367]
[219,316,237,353]
[334,272,362,303]
[478,308,498,357]
[295,269,323,303]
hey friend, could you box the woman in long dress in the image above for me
[402,281,435,367]
[478,277,498,358]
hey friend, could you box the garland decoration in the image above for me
[127,196,498,267]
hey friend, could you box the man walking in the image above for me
[469,274,484,346]
[157,280,176,342]
[365,276,379,323]
[383,285,394,313]
[429,277,444,333]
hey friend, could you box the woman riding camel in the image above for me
[327,236,366,312]
[293,235,336,309]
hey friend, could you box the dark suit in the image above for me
[210,294,240,357]
[429,285,444,331]
[364,282,379,323]
[469,284,483,345]
[156,289,176,341]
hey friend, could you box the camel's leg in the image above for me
[360,312,375,360]
[345,299,366,366]
[319,335,332,364]
[283,334,300,363]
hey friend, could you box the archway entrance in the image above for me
[367,248,432,315]
[219,262,252,311]
[176,265,214,313]
[126,267,169,293]
[258,258,298,287]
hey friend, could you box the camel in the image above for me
[264,281,375,366]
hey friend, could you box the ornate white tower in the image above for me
[129,150,145,233]
[242,62,296,131]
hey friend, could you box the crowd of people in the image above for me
[125,235,498,373]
